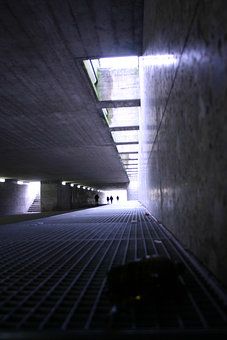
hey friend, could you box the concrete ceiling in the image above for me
[0,0,143,188]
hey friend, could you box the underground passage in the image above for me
[0,0,226,339]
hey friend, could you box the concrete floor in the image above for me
[0,202,227,339]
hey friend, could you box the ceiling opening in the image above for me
[84,56,140,101]
[83,56,140,180]
[99,56,139,69]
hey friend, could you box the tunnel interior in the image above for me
[0,0,227,337]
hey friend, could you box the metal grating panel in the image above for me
[0,203,227,338]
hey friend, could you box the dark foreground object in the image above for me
[107,256,184,319]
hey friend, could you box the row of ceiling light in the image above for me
[61,181,103,192]
[0,178,33,185]
[0,178,103,192]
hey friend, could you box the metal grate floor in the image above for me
[0,201,227,338]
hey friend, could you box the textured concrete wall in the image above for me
[41,182,59,212]
[0,180,38,215]
[139,0,227,287]
[127,181,138,200]
[41,181,105,212]
[97,68,140,101]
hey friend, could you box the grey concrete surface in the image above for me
[0,0,143,187]
[139,0,227,287]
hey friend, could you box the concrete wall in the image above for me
[127,180,138,200]
[139,0,227,287]
[0,180,38,215]
[41,181,105,212]
[97,68,140,101]
[71,186,105,208]
[41,182,58,212]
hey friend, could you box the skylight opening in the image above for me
[84,56,140,101]
[111,130,138,144]
[104,107,139,128]
[99,56,139,69]
[83,55,141,181]
[117,144,139,153]
[120,153,138,160]
[124,165,138,169]
[123,160,138,165]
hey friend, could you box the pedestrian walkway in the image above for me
[0,201,227,339]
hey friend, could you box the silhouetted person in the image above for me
[110,195,113,204]
[94,194,99,205]
[116,196,119,201]
[107,196,110,204]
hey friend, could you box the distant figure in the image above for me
[94,194,99,205]
[116,196,119,201]
[107,196,110,204]
[110,195,113,204]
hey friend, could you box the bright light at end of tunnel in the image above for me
[141,54,178,66]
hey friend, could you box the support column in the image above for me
[41,180,71,212]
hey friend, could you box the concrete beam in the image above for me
[110,126,139,131]
[115,142,139,145]
[98,99,140,108]
[119,152,138,154]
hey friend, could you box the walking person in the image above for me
[94,194,99,206]
[110,195,113,204]
[107,196,110,204]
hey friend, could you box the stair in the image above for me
[28,194,40,213]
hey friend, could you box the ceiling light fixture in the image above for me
[17,180,24,185]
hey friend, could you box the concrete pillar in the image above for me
[41,181,71,212]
